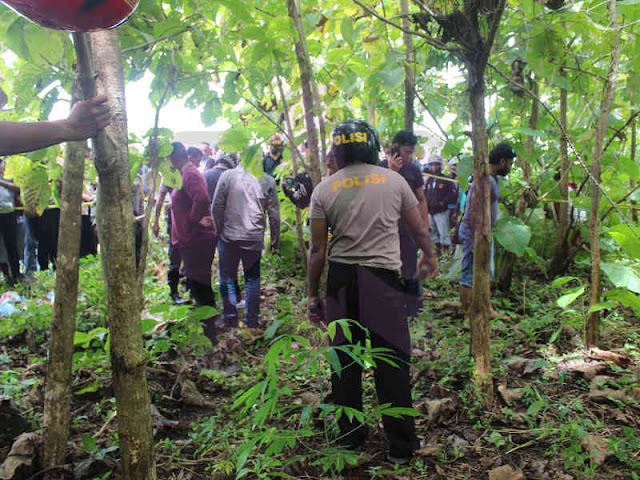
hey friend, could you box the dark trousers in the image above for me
[27,209,60,271]
[399,228,421,319]
[0,212,21,282]
[167,216,181,295]
[80,215,97,258]
[189,280,217,343]
[326,262,417,457]
[332,330,415,456]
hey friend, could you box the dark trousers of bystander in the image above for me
[0,212,21,283]
[27,208,60,271]
[80,214,97,258]
[179,236,217,343]
[399,227,422,319]
[325,261,417,459]
[166,215,182,296]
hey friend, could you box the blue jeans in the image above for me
[218,240,262,328]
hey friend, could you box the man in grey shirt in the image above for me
[211,155,280,328]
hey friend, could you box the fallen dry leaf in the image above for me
[588,387,626,404]
[488,464,524,480]
[498,384,525,404]
[0,433,41,480]
[581,433,612,466]
[588,348,632,368]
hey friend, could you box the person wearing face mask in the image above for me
[262,134,285,179]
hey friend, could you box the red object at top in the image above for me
[1,0,139,32]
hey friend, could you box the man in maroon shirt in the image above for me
[168,142,218,343]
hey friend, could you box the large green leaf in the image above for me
[556,286,586,309]
[601,262,640,294]
[158,161,182,191]
[607,225,640,259]
[606,289,640,316]
[494,216,531,257]
[218,127,252,153]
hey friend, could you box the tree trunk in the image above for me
[549,70,570,276]
[400,0,415,130]
[466,60,493,402]
[274,61,308,265]
[286,0,322,186]
[89,30,157,479]
[497,78,538,289]
[586,0,620,347]
[42,36,92,474]
[632,117,638,223]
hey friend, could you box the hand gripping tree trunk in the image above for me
[587,0,621,347]
[286,0,322,186]
[89,30,157,479]
[42,65,88,479]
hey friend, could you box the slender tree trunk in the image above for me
[42,34,92,474]
[497,78,538,289]
[587,0,620,347]
[286,0,322,186]
[400,0,415,130]
[89,30,157,479]
[274,62,308,265]
[632,117,638,223]
[467,60,493,402]
[137,71,174,295]
[549,71,570,275]
[367,99,376,127]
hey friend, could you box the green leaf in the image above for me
[81,434,97,452]
[201,94,222,127]
[551,276,579,288]
[494,216,531,257]
[159,161,182,190]
[601,262,640,294]
[73,331,92,347]
[556,286,586,308]
[341,18,354,44]
[191,305,218,320]
[608,225,640,259]
[587,301,617,314]
[141,318,158,333]
[606,289,640,316]
[380,67,404,89]
[457,156,474,192]
[24,27,63,66]
[218,127,251,153]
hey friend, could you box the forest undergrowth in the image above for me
[1,242,639,480]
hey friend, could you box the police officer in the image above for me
[307,120,437,464]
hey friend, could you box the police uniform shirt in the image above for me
[310,163,418,272]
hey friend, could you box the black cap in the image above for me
[490,142,516,164]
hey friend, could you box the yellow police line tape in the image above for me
[423,173,459,184]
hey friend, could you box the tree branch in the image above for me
[351,0,462,56]
[122,28,192,54]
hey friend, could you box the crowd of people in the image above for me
[0,92,522,465]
